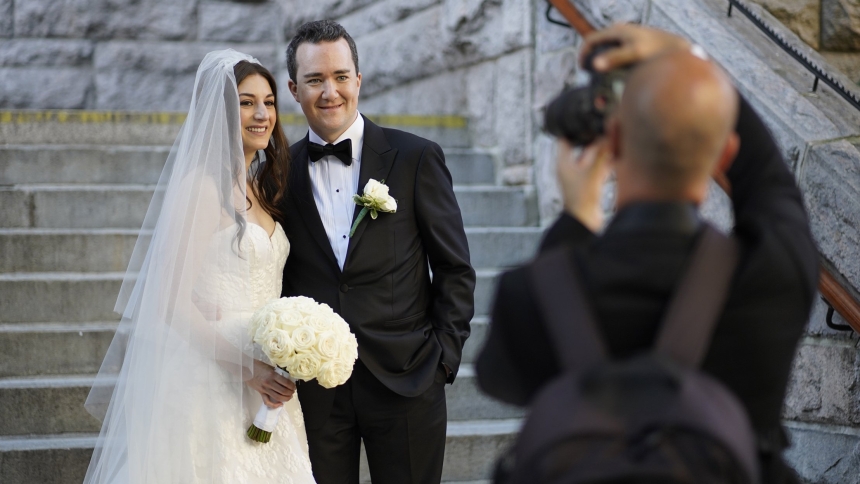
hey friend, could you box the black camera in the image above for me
[544,42,630,146]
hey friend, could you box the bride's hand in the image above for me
[246,360,296,408]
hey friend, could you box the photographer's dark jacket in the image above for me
[476,97,818,481]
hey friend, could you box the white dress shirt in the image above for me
[308,113,365,270]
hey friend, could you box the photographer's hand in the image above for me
[581,24,691,72]
[557,137,612,233]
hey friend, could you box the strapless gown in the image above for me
[125,222,317,483]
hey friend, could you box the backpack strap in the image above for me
[655,224,740,367]
[529,247,608,371]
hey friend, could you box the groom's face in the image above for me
[289,39,362,144]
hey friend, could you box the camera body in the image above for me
[544,42,630,146]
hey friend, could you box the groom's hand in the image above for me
[247,360,296,408]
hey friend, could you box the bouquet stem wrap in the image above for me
[247,368,293,443]
[245,296,358,444]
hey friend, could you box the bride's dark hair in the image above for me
[233,61,291,220]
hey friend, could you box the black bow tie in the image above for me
[308,139,352,166]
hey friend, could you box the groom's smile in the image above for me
[289,38,362,144]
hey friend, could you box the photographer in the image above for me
[476,25,818,483]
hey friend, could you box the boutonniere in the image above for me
[349,178,397,237]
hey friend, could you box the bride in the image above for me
[83,50,317,483]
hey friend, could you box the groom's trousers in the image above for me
[304,358,448,484]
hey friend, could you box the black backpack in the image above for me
[494,225,760,484]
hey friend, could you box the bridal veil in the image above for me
[83,49,263,483]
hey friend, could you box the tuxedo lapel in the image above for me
[291,135,340,272]
[345,117,397,265]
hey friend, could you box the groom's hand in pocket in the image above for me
[247,360,296,408]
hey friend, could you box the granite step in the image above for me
[0,227,539,273]
[447,365,523,421]
[0,318,489,378]
[445,149,497,185]
[0,184,536,229]
[0,322,119,378]
[0,419,517,484]
[0,185,156,230]
[0,365,520,435]
[0,375,102,435]
[0,229,142,273]
[0,112,471,148]
[0,145,170,185]
[463,317,489,368]
[0,433,95,484]
[466,227,541,268]
[0,269,501,323]
[0,272,127,323]
[0,145,495,186]
[455,186,538,227]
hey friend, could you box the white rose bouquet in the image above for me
[246,296,358,443]
[349,178,397,237]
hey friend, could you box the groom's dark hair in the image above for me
[286,20,360,82]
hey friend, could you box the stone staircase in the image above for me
[0,113,541,484]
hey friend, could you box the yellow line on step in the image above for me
[0,111,468,129]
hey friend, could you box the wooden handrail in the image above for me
[819,267,860,333]
[546,0,860,333]
[546,0,596,36]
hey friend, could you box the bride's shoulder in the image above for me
[173,169,221,199]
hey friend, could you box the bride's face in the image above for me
[238,74,276,159]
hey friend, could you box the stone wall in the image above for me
[751,0,860,83]
[0,0,538,183]
[0,1,290,110]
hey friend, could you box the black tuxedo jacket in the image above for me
[280,116,476,429]
[476,98,818,480]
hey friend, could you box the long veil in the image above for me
[84,49,262,483]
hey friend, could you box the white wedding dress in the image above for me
[85,50,316,484]
[134,221,317,484]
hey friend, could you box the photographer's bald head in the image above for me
[607,51,740,208]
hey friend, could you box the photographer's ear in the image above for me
[713,131,740,177]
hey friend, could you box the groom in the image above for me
[279,20,476,484]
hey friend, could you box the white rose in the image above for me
[291,326,317,351]
[364,179,397,212]
[306,314,333,332]
[315,331,339,360]
[317,360,354,388]
[364,179,388,199]
[292,297,318,317]
[275,308,302,330]
[380,197,397,212]
[289,352,322,381]
[334,331,359,363]
[269,298,290,312]
[317,302,335,315]
[263,329,295,367]
[249,311,277,343]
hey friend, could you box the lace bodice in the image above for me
[183,221,316,483]
[194,221,290,316]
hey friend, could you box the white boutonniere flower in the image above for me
[349,178,397,237]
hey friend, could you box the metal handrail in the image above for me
[727,0,860,113]
[544,0,860,333]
